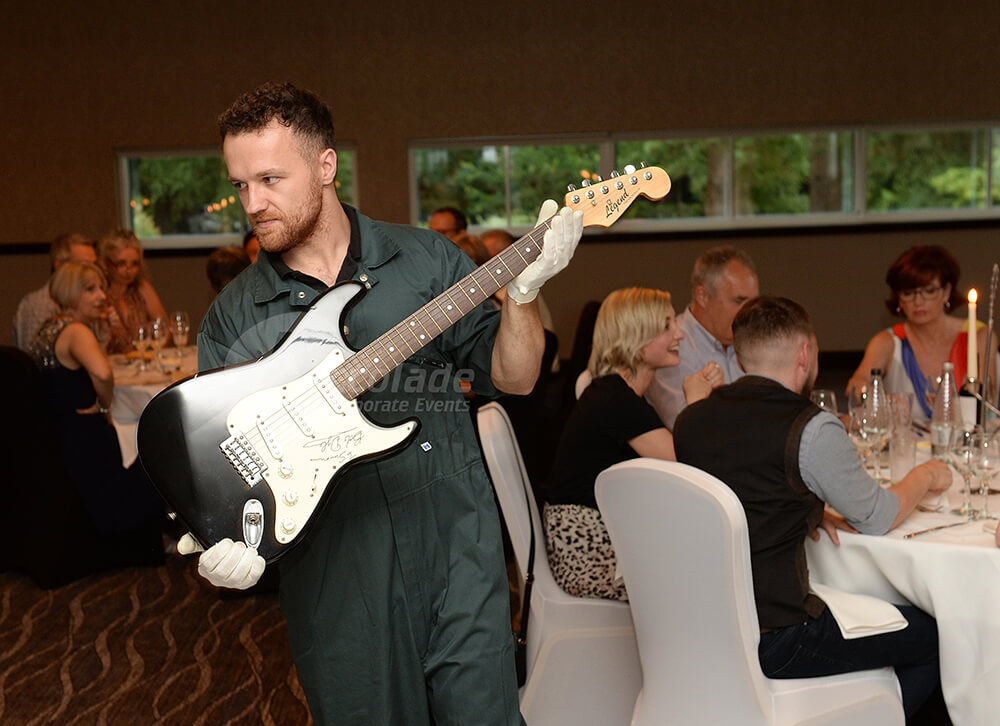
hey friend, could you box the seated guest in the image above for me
[97,228,168,354]
[646,245,759,429]
[427,205,467,242]
[452,231,490,265]
[674,296,951,720]
[12,233,96,350]
[29,261,165,570]
[207,245,251,293]
[541,287,722,600]
[848,245,997,420]
[242,229,260,263]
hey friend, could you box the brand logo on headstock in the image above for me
[605,187,631,219]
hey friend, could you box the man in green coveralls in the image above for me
[177,82,582,725]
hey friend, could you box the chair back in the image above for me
[477,401,555,668]
[478,402,642,726]
[595,458,772,723]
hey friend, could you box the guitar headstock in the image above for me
[563,164,671,229]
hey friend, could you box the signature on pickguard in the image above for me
[303,428,365,462]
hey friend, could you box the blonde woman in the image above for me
[97,228,168,354]
[29,261,164,569]
[542,287,722,600]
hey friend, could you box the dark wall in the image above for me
[4,1,999,354]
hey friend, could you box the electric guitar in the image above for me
[137,164,671,562]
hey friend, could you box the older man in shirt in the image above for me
[646,245,759,429]
[12,233,97,349]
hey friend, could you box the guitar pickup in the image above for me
[282,397,315,437]
[256,417,284,460]
[220,434,267,487]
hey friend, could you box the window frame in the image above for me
[408,122,1000,236]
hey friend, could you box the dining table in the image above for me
[109,346,198,467]
[805,447,1000,726]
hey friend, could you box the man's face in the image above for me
[69,243,97,265]
[428,211,463,241]
[224,120,326,254]
[696,261,759,347]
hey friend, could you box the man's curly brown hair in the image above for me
[217,81,336,157]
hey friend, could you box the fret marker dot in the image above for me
[496,268,502,274]
[526,247,532,252]
[360,367,366,373]
[470,287,476,293]
[389,346,395,352]
[447,305,453,310]
[419,334,425,340]
[410,321,416,326]
[348,376,354,381]
[373,357,380,363]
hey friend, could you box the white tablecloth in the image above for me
[109,348,197,467]
[806,486,1000,726]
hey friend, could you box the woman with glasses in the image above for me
[97,228,168,354]
[848,245,996,421]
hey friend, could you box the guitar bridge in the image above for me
[220,434,268,487]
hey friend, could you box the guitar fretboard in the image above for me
[330,221,551,399]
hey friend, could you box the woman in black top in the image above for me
[543,287,721,599]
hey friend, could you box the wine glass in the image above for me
[810,389,838,415]
[947,426,980,518]
[169,311,191,352]
[971,431,1000,520]
[132,324,151,372]
[847,410,873,467]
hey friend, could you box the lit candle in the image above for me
[968,288,978,381]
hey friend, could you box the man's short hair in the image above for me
[732,296,814,359]
[218,81,336,157]
[691,245,757,297]
[49,232,95,271]
[431,206,468,232]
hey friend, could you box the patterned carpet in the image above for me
[0,555,312,726]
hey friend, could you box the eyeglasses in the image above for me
[898,285,943,302]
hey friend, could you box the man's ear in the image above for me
[693,284,709,307]
[319,148,338,186]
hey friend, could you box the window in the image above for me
[411,124,1000,233]
[118,147,356,249]
[412,142,600,228]
[866,128,988,211]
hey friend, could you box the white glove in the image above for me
[181,536,266,590]
[507,199,583,304]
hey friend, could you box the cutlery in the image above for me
[902,521,969,539]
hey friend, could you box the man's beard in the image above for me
[252,184,323,253]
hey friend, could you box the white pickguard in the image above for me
[223,345,417,545]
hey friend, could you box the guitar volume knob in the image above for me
[281,517,297,534]
[283,489,299,506]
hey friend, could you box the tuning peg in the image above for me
[594,175,603,182]
[581,179,591,187]
[639,161,647,168]
[623,164,636,174]
[609,170,620,178]
[567,184,577,192]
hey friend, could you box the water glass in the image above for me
[889,430,916,483]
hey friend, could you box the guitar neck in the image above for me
[331,221,551,400]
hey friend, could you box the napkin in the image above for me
[810,583,908,640]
